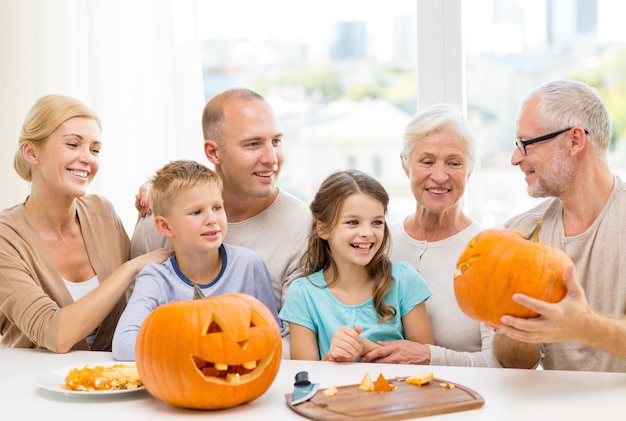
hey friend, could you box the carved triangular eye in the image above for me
[206,320,223,334]
[250,310,269,328]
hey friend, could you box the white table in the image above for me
[3,348,626,420]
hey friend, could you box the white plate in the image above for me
[38,362,146,396]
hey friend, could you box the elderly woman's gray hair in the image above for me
[400,103,478,171]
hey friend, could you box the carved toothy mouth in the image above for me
[192,350,276,385]
[194,357,257,378]
[191,320,277,385]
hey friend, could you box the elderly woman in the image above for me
[361,103,499,367]
[0,94,171,353]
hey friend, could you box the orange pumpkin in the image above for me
[454,219,572,327]
[135,292,282,410]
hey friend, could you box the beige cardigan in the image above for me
[0,195,130,351]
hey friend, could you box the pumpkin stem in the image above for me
[192,282,205,299]
[524,218,543,242]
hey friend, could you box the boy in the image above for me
[113,160,280,361]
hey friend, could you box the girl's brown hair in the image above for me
[302,169,396,322]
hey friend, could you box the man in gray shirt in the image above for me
[131,89,311,358]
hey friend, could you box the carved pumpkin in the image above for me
[454,219,573,326]
[135,292,282,409]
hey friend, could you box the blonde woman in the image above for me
[0,95,171,353]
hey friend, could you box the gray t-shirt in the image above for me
[504,175,626,372]
[130,188,311,313]
[112,243,279,361]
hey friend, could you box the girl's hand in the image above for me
[325,326,365,362]
[360,339,430,364]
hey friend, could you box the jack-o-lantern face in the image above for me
[136,293,282,410]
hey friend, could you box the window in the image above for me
[464,0,626,226]
[3,1,626,233]
[197,0,626,227]
[197,0,417,221]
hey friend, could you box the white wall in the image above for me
[0,0,205,234]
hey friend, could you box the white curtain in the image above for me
[0,0,205,234]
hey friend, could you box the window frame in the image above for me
[416,0,465,110]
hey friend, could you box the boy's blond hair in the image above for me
[149,160,223,217]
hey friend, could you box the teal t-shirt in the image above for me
[279,261,432,359]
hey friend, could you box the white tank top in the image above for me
[63,275,99,346]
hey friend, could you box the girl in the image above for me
[279,169,433,361]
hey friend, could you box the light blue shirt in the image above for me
[279,261,431,359]
[113,243,280,361]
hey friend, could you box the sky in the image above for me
[197,0,626,57]
[196,0,415,39]
[196,0,415,61]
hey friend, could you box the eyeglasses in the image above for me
[514,128,569,155]
[514,127,589,155]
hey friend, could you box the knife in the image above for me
[291,371,320,405]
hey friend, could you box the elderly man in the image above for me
[493,79,626,372]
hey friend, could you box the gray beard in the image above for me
[527,145,574,198]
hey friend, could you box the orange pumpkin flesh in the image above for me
[135,293,282,410]
[454,219,572,327]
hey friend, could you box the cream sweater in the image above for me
[389,220,500,367]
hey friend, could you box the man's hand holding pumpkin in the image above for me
[497,266,591,344]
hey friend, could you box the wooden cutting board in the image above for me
[285,377,484,420]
